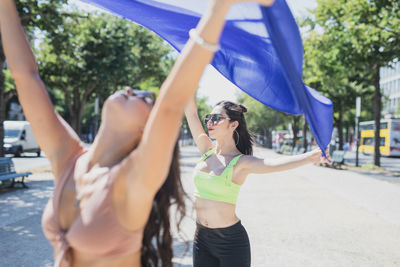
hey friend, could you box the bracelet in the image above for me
[189,29,221,52]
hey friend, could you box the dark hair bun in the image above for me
[239,104,248,113]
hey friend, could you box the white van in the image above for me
[3,121,41,157]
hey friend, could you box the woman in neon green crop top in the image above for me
[185,99,330,267]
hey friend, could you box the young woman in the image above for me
[0,0,275,266]
[184,99,330,267]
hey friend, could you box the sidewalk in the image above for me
[1,146,400,266]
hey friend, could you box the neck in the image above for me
[215,135,240,156]
[86,125,139,169]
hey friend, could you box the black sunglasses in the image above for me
[203,113,230,124]
[131,89,156,105]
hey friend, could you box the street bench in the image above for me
[0,158,32,188]
[331,150,346,169]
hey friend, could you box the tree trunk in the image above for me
[68,88,93,138]
[373,66,381,166]
[292,116,300,149]
[337,109,344,150]
[264,128,272,149]
[70,104,84,137]
[302,116,308,151]
[0,47,5,157]
[333,101,344,151]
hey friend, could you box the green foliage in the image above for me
[3,70,15,93]
[301,0,400,153]
[15,0,67,34]
[305,0,400,99]
[237,93,285,134]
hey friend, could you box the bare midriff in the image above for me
[71,250,141,267]
[195,197,239,228]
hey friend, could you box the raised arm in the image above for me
[127,0,273,193]
[0,0,83,178]
[240,148,329,176]
[184,97,214,155]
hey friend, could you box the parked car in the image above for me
[3,120,41,157]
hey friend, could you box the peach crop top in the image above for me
[41,150,144,267]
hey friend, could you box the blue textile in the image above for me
[80,0,333,153]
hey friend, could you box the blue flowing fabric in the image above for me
[80,0,333,153]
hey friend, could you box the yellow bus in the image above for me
[359,119,400,156]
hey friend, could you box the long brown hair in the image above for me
[216,101,254,156]
[141,141,187,267]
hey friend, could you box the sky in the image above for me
[70,0,318,105]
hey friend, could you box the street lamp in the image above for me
[355,96,361,167]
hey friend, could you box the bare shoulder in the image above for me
[235,154,268,174]
[237,154,258,165]
[235,154,255,170]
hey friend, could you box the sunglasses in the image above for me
[131,89,156,105]
[203,113,230,124]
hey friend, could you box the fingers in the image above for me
[228,0,275,7]
[320,149,332,164]
[260,0,275,6]
[321,155,332,165]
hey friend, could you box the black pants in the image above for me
[193,220,251,267]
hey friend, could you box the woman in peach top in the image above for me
[0,0,275,266]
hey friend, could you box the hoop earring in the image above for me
[234,130,240,146]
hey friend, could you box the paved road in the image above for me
[344,150,400,172]
[9,148,400,174]
[174,146,400,267]
[1,146,400,267]
[11,154,50,172]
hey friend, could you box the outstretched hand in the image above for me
[307,148,331,165]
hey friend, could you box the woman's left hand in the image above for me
[307,148,331,165]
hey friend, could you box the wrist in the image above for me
[208,0,232,14]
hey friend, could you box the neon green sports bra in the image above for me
[194,148,243,205]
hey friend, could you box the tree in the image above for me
[304,0,400,166]
[302,117,309,150]
[0,0,67,156]
[38,13,172,134]
[302,18,370,151]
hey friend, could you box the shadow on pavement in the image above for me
[0,179,54,227]
[0,213,53,266]
[0,178,54,266]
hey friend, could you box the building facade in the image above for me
[380,61,400,115]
